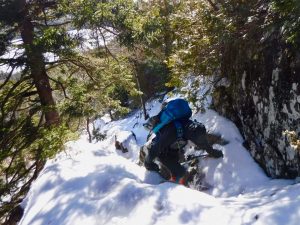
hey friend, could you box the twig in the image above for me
[47,75,69,99]
[0,66,15,90]
[98,28,119,62]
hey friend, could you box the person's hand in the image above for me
[208,149,224,158]
[144,161,160,172]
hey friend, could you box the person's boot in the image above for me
[169,175,176,182]
[169,175,186,185]
[178,177,185,185]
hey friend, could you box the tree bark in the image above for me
[162,0,172,58]
[134,68,149,120]
[87,117,92,143]
[19,0,59,126]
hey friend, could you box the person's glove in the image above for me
[144,161,160,172]
[207,149,224,158]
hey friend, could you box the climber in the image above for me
[141,98,223,185]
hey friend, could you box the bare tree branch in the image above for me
[0,66,15,90]
[98,28,119,62]
[47,75,69,99]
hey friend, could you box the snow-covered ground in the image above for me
[19,99,300,225]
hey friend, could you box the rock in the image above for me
[212,38,300,178]
[114,131,137,154]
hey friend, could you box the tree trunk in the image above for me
[162,0,172,58]
[87,117,92,143]
[135,71,149,120]
[19,0,59,126]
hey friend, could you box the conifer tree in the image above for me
[0,0,136,222]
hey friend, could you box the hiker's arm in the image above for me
[205,147,224,158]
[183,120,223,158]
[198,135,223,158]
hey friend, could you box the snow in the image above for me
[0,39,24,76]
[19,99,299,225]
[68,29,115,51]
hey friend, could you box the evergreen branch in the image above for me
[99,25,119,36]
[0,66,15,90]
[67,58,97,82]
[47,75,69,99]
[1,120,33,167]
[32,20,72,27]
[41,3,48,26]
[46,57,97,82]
[206,0,219,11]
[16,101,39,112]
[0,76,31,123]
[98,28,119,62]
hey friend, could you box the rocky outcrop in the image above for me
[212,43,300,178]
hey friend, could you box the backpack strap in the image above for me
[152,109,173,134]
[173,120,183,138]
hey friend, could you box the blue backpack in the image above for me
[152,98,192,135]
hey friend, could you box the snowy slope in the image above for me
[19,99,300,225]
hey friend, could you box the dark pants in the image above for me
[158,150,184,178]
[144,119,212,177]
